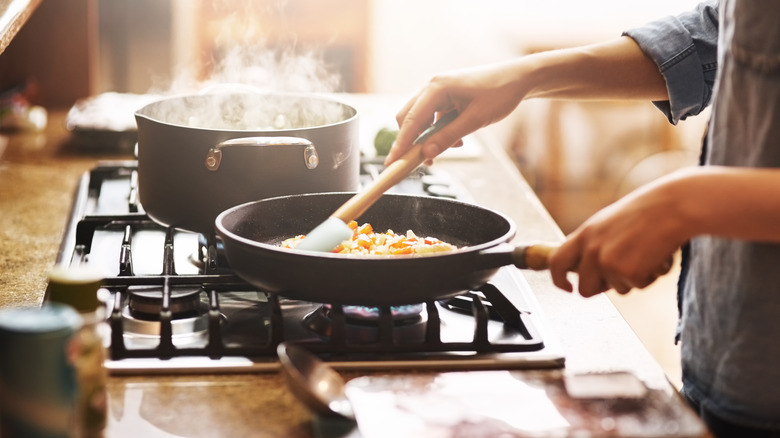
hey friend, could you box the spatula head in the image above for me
[293,216,353,252]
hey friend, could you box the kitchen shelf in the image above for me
[0,0,40,55]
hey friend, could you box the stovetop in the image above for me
[48,159,565,375]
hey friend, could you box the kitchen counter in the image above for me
[0,97,706,437]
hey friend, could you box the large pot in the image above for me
[134,92,360,234]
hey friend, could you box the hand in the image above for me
[385,60,530,165]
[548,171,689,297]
[385,38,670,167]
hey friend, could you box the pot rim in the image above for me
[134,90,359,133]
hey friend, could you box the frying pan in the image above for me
[215,193,556,306]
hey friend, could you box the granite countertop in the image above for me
[0,98,705,437]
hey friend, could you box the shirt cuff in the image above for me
[624,17,713,124]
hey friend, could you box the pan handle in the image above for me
[204,136,318,171]
[477,242,559,271]
[512,243,559,270]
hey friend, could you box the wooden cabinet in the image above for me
[0,0,40,55]
[0,0,97,108]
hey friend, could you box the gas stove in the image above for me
[47,160,564,374]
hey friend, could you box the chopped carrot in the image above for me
[357,223,373,235]
[281,221,458,256]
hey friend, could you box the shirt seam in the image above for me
[658,43,697,73]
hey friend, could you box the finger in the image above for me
[395,93,417,123]
[548,243,578,293]
[418,105,491,161]
[575,249,609,297]
[604,274,633,295]
[635,274,660,290]
[626,255,674,290]
[397,112,463,164]
[421,138,465,166]
[550,271,573,293]
[387,89,444,165]
[657,256,674,276]
[632,262,670,290]
[602,259,638,294]
[385,93,424,165]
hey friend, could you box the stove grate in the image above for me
[49,161,548,366]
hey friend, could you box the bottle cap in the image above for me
[0,303,82,335]
[46,266,104,313]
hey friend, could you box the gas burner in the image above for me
[127,285,205,319]
[303,304,427,344]
[120,305,210,348]
[328,303,424,323]
[121,285,214,348]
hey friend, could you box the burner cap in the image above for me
[304,304,427,344]
[128,285,204,318]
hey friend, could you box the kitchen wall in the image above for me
[97,0,173,94]
[369,0,702,93]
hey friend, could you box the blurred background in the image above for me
[0,0,713,387]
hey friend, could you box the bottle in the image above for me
[47,266,108,438]
[0,303,82,438]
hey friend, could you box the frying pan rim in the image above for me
[134,91,359,133]
[214,192,518,261]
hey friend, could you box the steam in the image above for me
[206,45,341,94]
[138,92,354,131]
[146,8,349,131]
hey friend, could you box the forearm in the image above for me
[388,36,671,164]
[518,36,669,102]
[663,166,780,243]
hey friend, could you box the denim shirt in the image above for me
[625,0,780,429]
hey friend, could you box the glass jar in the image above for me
[47,266,108,437]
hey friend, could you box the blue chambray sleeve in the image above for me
[623,1,719,124]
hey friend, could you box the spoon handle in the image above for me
[332,111,457,222]
[333,143,425,221]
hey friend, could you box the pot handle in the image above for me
[205,136,318,171]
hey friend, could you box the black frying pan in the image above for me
[215,193,555,306]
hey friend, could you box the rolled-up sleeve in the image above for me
[623,0,719,124]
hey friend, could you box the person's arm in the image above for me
[520,37,668,101]
[388,0,720,164]
[385,36,667,165]
[548,165,780,296]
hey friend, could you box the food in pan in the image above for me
[281,221,458,255]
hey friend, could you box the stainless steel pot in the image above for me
[134,92,360,234]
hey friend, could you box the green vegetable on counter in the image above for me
[373,127,398,157]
